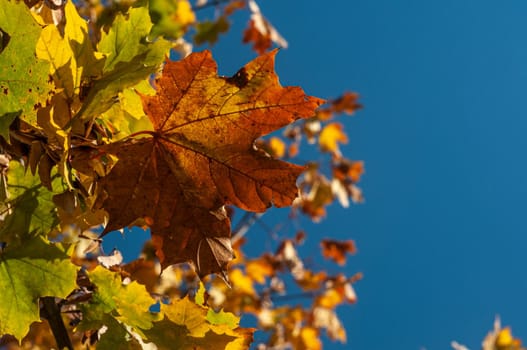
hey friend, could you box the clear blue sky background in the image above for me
[105,1,527,349]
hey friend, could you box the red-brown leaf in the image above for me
[320,239,357,266]
[94,50,323,277]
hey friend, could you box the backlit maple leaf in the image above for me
[94,50,323,278]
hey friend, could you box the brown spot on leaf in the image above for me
[227,67,249,88]
[0,28,10,54]
[79,79,93,101]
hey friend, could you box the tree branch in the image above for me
[41,297,73,350]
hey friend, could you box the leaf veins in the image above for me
[92,50,323,277]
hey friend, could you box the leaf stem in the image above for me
[127,130,157,139]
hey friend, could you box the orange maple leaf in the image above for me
[95,50,323,278]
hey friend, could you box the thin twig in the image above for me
[232,211,264,244]
[270,291,317,302]
[193,0,233,11]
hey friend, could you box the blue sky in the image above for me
[105,1,527,349]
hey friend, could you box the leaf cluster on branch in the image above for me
[0,0,364,349]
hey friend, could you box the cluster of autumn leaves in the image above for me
[0,0,524,349]
[0,0,365,348]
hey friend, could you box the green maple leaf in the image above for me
[98,5,167,73]
[0,0,51,135]
[0,160,65,244]
[76,5,171,120]
[79,266,158,333]
[0,236,77,340]
[96,315,143,350]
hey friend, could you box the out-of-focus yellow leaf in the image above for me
[300,175,334,221]
[229,268,255,296]
[300,327,322,350]
[269,137,286,158]
[316,275,357,308]
[319,122,348,154]
[496,326,523,350]
[482,317,526,350]
[497,327,514,346]
[255,136,286,158]
[317,288,342,309]
[175,0,196,26]
[297,270,327,291]
[246,257,274,284]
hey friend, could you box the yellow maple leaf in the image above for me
[36,2,104,99]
